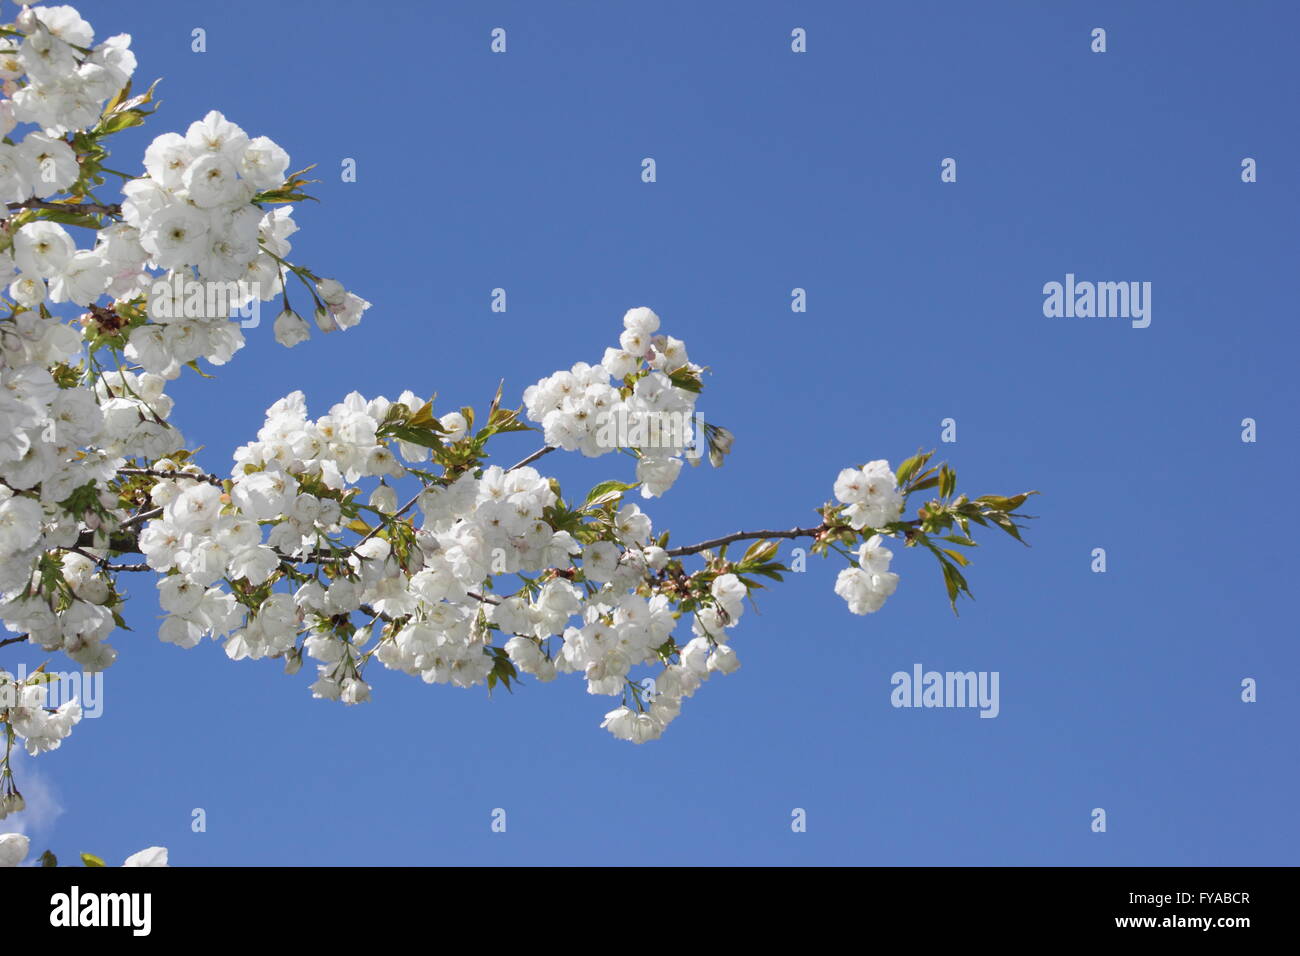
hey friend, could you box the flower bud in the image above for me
[273,308,310,348]
[314,278,346,306]
[313,306,338,333]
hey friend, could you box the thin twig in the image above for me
[117,468,223,487]
[67,546,148,573]
[664,526,825,558]
[507,445,556,472]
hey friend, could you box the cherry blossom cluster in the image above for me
[1,5,135,140]
[128,331,750,745]
[523,306,702,497]
[0,1,370,828]
[0,667,80,758]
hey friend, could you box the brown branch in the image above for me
[664,526,826,558]
[116,468,223,487]
[507,445,555,472]
[67,546,149,573]
[0,634,29,650]
[5,198,122,218]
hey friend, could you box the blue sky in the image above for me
[8,0,1298,865]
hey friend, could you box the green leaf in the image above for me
[990,512,1027,544]
[976,492,1037,513]
[939,561,972,615]
[940,548,970,567]
[408,397,438,428]
[939,465,957,499]
[895,450,933,487]
[583,479,638,508]
[386,424,444,450]
[39,849,58,867]
[80,853,106,867]
[96,109,150,135]
[33,210,106,230]
[667,366,703,394]
[941,562,960,606]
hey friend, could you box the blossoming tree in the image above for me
[0,3,1035,866]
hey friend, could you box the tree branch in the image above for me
[507,445,556,472]
[5,198,122,218]
[664,525,826,558]
[116,468,223,487]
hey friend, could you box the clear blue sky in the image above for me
[10,0,1298,865]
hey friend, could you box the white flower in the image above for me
[182,152,245,207]
[438,411,467,442]
[711,573,747,622]
[47,249,110,306]
[857,534,896,576]
[622,306,660,336]
[0,833,30,867]
[158,574,205,615]
[228,545,278,585]
[238,136,290,190]
[20,132,78,196]
[680,635,712,676]
[0,142,37,203]
[8,276,46,309]
[833,543,899,616]
[600,705,662,743]
[834,460,904,530]
[184,110,249,163]
[651,335,689,372]
[601,347,638,380]
[123,846,169,867]
[33,5,95,47]
[635,455,682,498]
[13,221,75,278]
[139,205,210,270]
[143,132,193,188]
[0,494,44,554]
[581,540,621,582]
[273,309,310,348]
[707,643,741,675]
[339,677,371,705]
[614,503,652,545]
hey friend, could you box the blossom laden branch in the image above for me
[0,1,1037,864]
